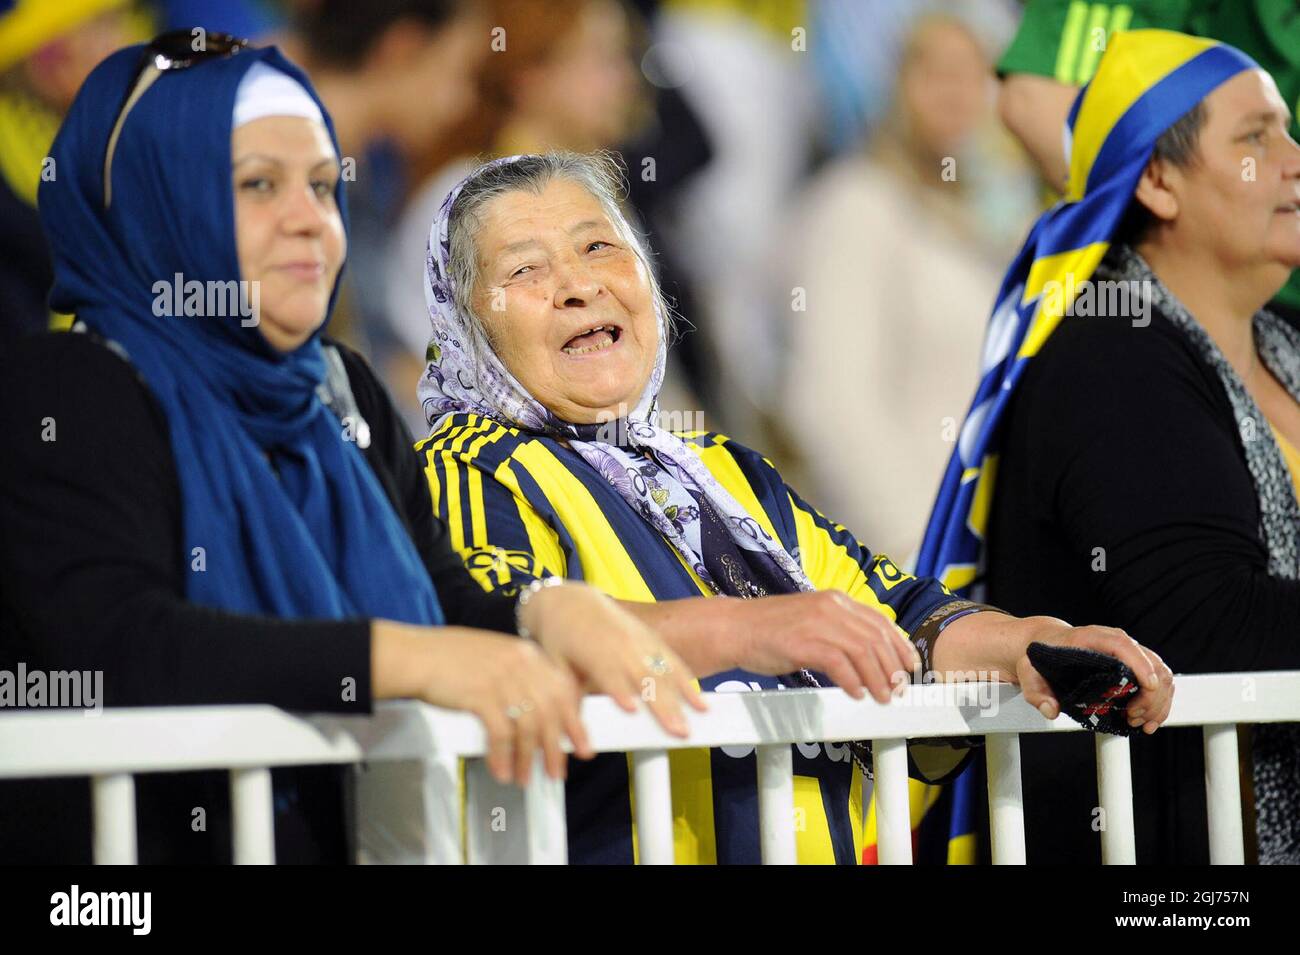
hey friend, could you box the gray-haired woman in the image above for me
[416,151,1175,863]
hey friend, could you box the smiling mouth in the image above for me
[273,262,326,282]
[562,324,622,355]
[1275,203,1300,214]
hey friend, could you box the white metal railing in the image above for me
[2,671,1297,865]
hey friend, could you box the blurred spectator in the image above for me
[776,12,1036,563]
[384,0,634,426]
[645,0,818,440]
[281,0,487,358]
[488,0,641,156]
[0,0,139,342]
[807,0,1020,154]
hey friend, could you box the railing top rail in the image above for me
[324,669,1300,757]
[1,671,1297,778]
[0,704,365,778]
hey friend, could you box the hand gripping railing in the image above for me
[1,671,1297,864]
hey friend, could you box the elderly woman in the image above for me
[417,151,1176,864]
[922,30,1300,863]
[0,33,697,863]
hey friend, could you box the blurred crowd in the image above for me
[0,0,1039,565]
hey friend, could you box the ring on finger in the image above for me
[505,699,535,720]
[643,653,671,677]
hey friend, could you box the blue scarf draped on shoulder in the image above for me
[914,30,1257,863]
[38,42,444,626]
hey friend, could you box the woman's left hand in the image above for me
[519,581,708,737]
[1013,618,1175,734]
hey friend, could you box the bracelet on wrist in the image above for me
[911,600,1008,678]
[514,576,565,641]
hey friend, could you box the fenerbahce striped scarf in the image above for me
[914,30,1257,863]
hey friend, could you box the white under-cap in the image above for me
[232,61,326,129]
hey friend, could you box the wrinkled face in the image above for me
[1153,70,1300,271]
[232,116,346,352]
[470,178,659,423]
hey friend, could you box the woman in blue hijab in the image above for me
[0,31,697,863]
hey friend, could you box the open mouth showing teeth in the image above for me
[1276,203,1300,213]
[562,324,622,355]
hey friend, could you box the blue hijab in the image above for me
[38,43,444,626]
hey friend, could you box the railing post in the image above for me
[756,744,797,864]
[465,758,523,864]
[353,754,463,864]
[1203,724,1245,864]
[230,767,275,864]
[1095,734,1136,865]
[873,738,912,865]
[465,755,567,864]
[92,773,137,865]
[632,749,675,865]
[985,733,1026,864]
[522,764,568,864]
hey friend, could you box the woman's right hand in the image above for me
[697,591,920,703]
[371,620,593,785]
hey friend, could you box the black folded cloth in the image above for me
[1027,642,1141,737]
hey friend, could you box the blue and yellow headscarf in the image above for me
[916,30,1259,594]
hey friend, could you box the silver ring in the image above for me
[505,699,535,720]
[644,654,671,677]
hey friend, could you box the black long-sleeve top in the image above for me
[0,330,516,708]
[985,301,1300,864]
[0,331,516,862]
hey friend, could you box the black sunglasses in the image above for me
[103,29,251,208]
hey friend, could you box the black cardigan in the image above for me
[985,302,1300,864]
[0,331,516,862]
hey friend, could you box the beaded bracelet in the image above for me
[514,576,565,642]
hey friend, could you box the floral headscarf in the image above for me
[417,155,816,601]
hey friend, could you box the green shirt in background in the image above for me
[999,0,1300,312]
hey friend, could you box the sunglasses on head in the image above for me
[102,29,251,209]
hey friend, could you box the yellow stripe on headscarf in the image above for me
[1029,32,1228,363]
[1066,31,1222,202]
[1018,241,1110,358]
